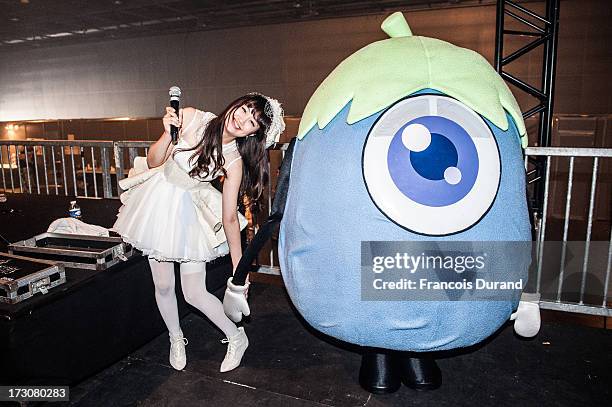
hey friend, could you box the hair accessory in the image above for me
[249,93,286,148]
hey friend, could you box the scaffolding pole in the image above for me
[495,0,561,215]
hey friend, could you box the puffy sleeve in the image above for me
[180,110,216,149]
[172,110,217,173]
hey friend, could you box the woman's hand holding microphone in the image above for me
[162,106,183,142]
[146,107,184,168]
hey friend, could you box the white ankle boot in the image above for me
[169,331,188,370]
[220,327,248,372]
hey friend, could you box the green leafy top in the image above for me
[297,12,527,147]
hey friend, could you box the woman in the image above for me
[112,93,285,372]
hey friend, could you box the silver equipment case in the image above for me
[8,233,135,271]
[0,252,66,304]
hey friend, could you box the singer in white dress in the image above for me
[112,93,285,373]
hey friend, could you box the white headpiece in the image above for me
[249,93,285,148]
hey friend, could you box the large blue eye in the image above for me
[362,94,500,236]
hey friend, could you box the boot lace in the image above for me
[171,336,188,358]
[221,338,236,358]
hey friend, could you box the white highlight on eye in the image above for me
[401,124,431,152]
[444,166,462,185]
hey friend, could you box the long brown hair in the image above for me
[175,94,271,204]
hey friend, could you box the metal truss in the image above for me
[494,0,561,215]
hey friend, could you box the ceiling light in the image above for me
[47,32,73,38]
[141,20,162,26]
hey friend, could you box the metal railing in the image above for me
[0,140,114,198]
[0,140,154,199]
[525,146,612,316]
[113,141,151,196]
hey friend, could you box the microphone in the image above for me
[169,86,181,145]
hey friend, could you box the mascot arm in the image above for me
[223,137,297,322]
[510,292,541,338]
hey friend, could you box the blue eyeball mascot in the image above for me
[224,12,541,393]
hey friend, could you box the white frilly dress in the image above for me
[111,110,247,262]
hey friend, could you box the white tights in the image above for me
[148,258,239,338]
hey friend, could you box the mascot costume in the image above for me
[224,12,541,393]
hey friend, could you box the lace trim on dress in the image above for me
[120,233,228,263]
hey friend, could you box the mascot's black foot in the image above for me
[359,352,401,394]
[398,356,442,391]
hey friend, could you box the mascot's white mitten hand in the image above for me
[223,277,250,323]
[510,293,541,338]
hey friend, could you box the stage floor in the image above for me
[62,281,609,407]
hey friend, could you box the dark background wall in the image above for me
[0,0,610,137]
